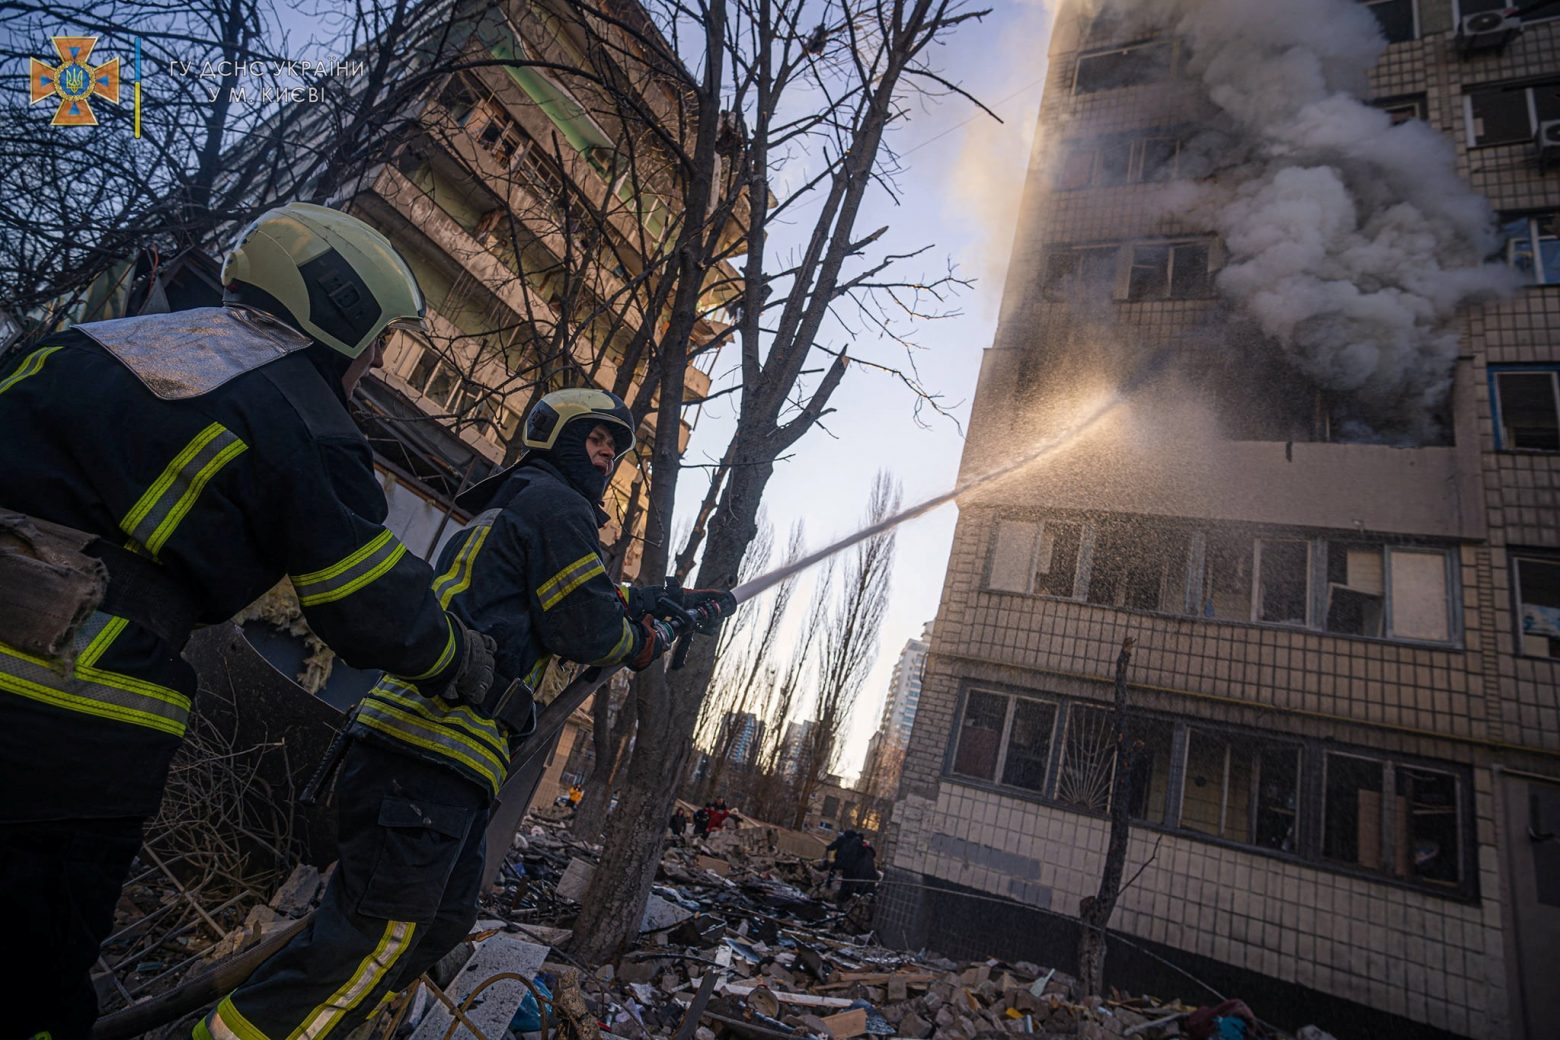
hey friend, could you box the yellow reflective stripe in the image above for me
[207,997,274,1040]
[537,552,602,604]
[369,677,508,759]
[433,523,493,609]
[0,345,63,394]
[120,422,248,559]
[588,618,635,666]
[0,614,189,736]
[292,530,408,607]
[290,920,416,1040]
[356,708,504,794]
[405,615,458,682]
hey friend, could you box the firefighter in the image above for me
[0,202,498,1039]
[201,386,733,1039]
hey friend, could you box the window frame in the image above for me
[1510,550,1560,659]
[940,680,1480,899]
[1494,212,1560,286]
[947,687,1061,790]
[1072,39,1177,96]
[1125,239,1215,301]
[1360,0,1419,43]
[1455,0,1560,26]
[1490,365,1560,451]
[1464,81,1560,149]
[1372,93,1427,125]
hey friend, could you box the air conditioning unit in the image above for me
[1456,9,1521,55]
[1537,120,1560,172]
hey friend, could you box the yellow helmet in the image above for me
[220,202,427,359]
[522,388,636,460]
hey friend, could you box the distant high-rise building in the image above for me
[718,711,765,767]
[779,718,819,779]
[882,621,932,751]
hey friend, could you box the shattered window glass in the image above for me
[1491,372,1553,449]
[1200,531,1254,620]
[1181,732,1299,849]
[1397,767,1460,886]
[1074,41,1174,94]
[952,690,1007,782]
[1087,521,1190,612]
[1127,244,1169,300]
[1325,542,1385,637]
[1054,704,1116,812]
[1033,520,1081,597]
[1169,242,1212,297]
[1515,555,1560,658]
[1324,753,1386,869]
[1360,0,1416,43]
[1000,698,1059,792]
[1126,722,1174,824]
[1256,539,1309,625]
[1468,85,1535,146]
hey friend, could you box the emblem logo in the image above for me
[30,36,121,126]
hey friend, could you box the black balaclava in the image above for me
[533,418,611,501]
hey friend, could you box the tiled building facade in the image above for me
[878,3,1560,1038]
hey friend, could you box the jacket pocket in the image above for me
[353,795,476,923]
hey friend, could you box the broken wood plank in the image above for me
[819,1007,869,1038]
[721,980,854,1008]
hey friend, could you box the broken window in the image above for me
[1360,0,1416,43]
[1127,241,1212,300]
[1397,767,1460,886]
[1373,94,1426,125]
[1493,368,1560,450]
[1054,704,1117,812]
[987,519,1039,593]
[1087,521,1190,613]
[1074,41,1174,94]
[1181,731,1301,850]
[1460,0,1560,22]
[1387,549,1451,642]
[1132,135,1181,182]
[1325,542,1385,637]
[1055,145,1097,190]
[1000,698,1060,793]
[1256,538,1309,625]
[1514,554,1560,658]
[1125,722,1175,824]
[1043,246,1118,299]
[1096,137,1133,186]
[1324,753,1386,869]
[1468,81,1560,147]
[1497,213,1560,286]
[952,690,1007,782]
[1324,753,1463,887]
[1200,531,1254,620]
[1034,520,1082,597]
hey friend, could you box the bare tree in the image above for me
[1077,636,1139,996]
[790,472,898,828]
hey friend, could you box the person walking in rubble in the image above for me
[0,203,498,1040]
[201,386,733,1039]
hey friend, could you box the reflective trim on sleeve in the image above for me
[404,615,458,683]
[538,552,606,611]
[0,344,64,394]
[291,529,408,607]
[0,612,190,736]
[587,618,636,666]
[120,420,249,559]
[354,683,507,794]
[432,513,496,609]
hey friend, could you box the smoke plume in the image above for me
[1107,0,1516,439]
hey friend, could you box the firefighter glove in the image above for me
[629,615,677,671]
[443,615,498,706]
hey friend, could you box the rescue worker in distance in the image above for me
[203,387,732,1038]
[0,202,497,1040]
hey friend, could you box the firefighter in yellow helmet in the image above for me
[0,202,497,1038]
[202,387,730,1038]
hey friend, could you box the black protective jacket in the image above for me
[348,457,647,794]
[0,330,467,820]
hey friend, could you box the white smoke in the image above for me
[1108,0,1517,438]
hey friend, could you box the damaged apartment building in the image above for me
[878,2,1559,1039]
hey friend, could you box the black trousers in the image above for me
[0,816,145,1040]
[201,740,489,1039]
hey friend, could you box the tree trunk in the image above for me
[571,681,634,841]
[1077,637,1137,997]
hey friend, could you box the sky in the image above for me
[678,0,1058,780]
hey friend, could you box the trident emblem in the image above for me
[30,36,120,126]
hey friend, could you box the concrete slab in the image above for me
[410,935,550,1040]
[556,858,693,933]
